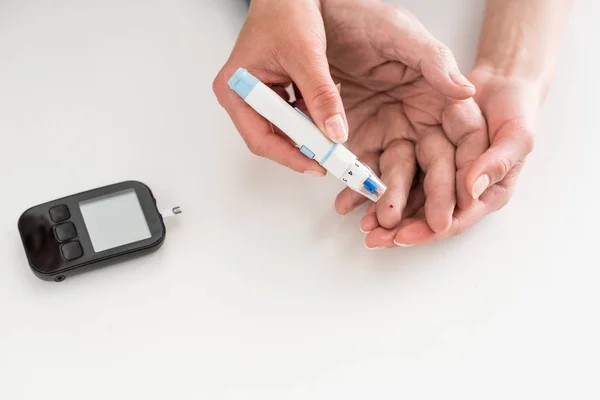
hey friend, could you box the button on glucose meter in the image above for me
[49,205,70,223]
[18,181,181,282]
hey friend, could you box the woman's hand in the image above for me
[361,66,540,248]
[360,0,569,248]
[311,0,488,238]
[213,0,349,176]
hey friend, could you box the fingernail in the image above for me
[325,114,348,143]
[449,72,475,89]
[305,169,326,177]
[366,245,385,250]
[360,227,371,234]
[393,240,413,247]
[472,174,490,199]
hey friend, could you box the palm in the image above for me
[331,65,452,229]
[463,67,537,211]
[315,1,489,235]
[357,67,537,248]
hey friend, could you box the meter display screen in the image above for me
[79,189,151,252]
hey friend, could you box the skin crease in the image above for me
[358,0,571,248]
[216,0,487,236]
[316,0,490,235]
[216,0,571,249]
[213,0,348,177]
[360,67,537,248]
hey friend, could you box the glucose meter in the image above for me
[18,181,180,282]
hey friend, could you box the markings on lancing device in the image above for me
[228,68,388,203]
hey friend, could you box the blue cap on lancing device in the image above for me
[228,68,259,100]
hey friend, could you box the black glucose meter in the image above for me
[18,181,180,282]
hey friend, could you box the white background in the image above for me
[0,0,598,399]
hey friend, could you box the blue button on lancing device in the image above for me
[228,68,388,203]
[363,178,378,194]
[299,145,315,159]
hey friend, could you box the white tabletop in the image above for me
[1,1,598,398]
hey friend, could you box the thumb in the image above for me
[286,55,349,143]
[467,123,535,199]
[378,6,476,100]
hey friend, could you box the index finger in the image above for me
[213,69,326,175]
[441,98,489,210]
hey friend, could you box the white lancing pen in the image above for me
[228,68,387,202]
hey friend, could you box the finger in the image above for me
[375,139,417,229]
[377,5,475,100]
[363,204,425,249]
[360,212,380,234]
[393,168,520,246]
[291,82,341,101]
[393,187,504,246]
[365,227,398,250]
[360,182,424,234]
[403,184,425,219]
[214,69,326,176]
[416,127,456,233]
[284,47,349,144]
[467,119,534,200]
[364,213,422,248]
[441,98,489,210]
[271,84,291,102]
[365,202,377,215]
[368,164,522,248]
[335,188,368,215]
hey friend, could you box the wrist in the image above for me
[473,56,551,103]
[469,64,544,126]
[474,0,571,104]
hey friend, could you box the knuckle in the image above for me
[387,5,415,28]
[212,69,228,99]
[246,140,266,157]
[389,5,409,22]
[502,119,536,155]
[488,184,512,212]
[420,40,455,72]
[444,99,487,137]
[433,43,453,61]
[450,217,462,237]
[288,33,326,64]
[212,75,221,97]
[521,130,535,155]
[492,156,512,180]
[308,83,340,112]
[301,32,326,55]
[422,38,454,65]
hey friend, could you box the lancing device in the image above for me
[228,68,387,202]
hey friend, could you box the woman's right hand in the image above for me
[213,0,348,176]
